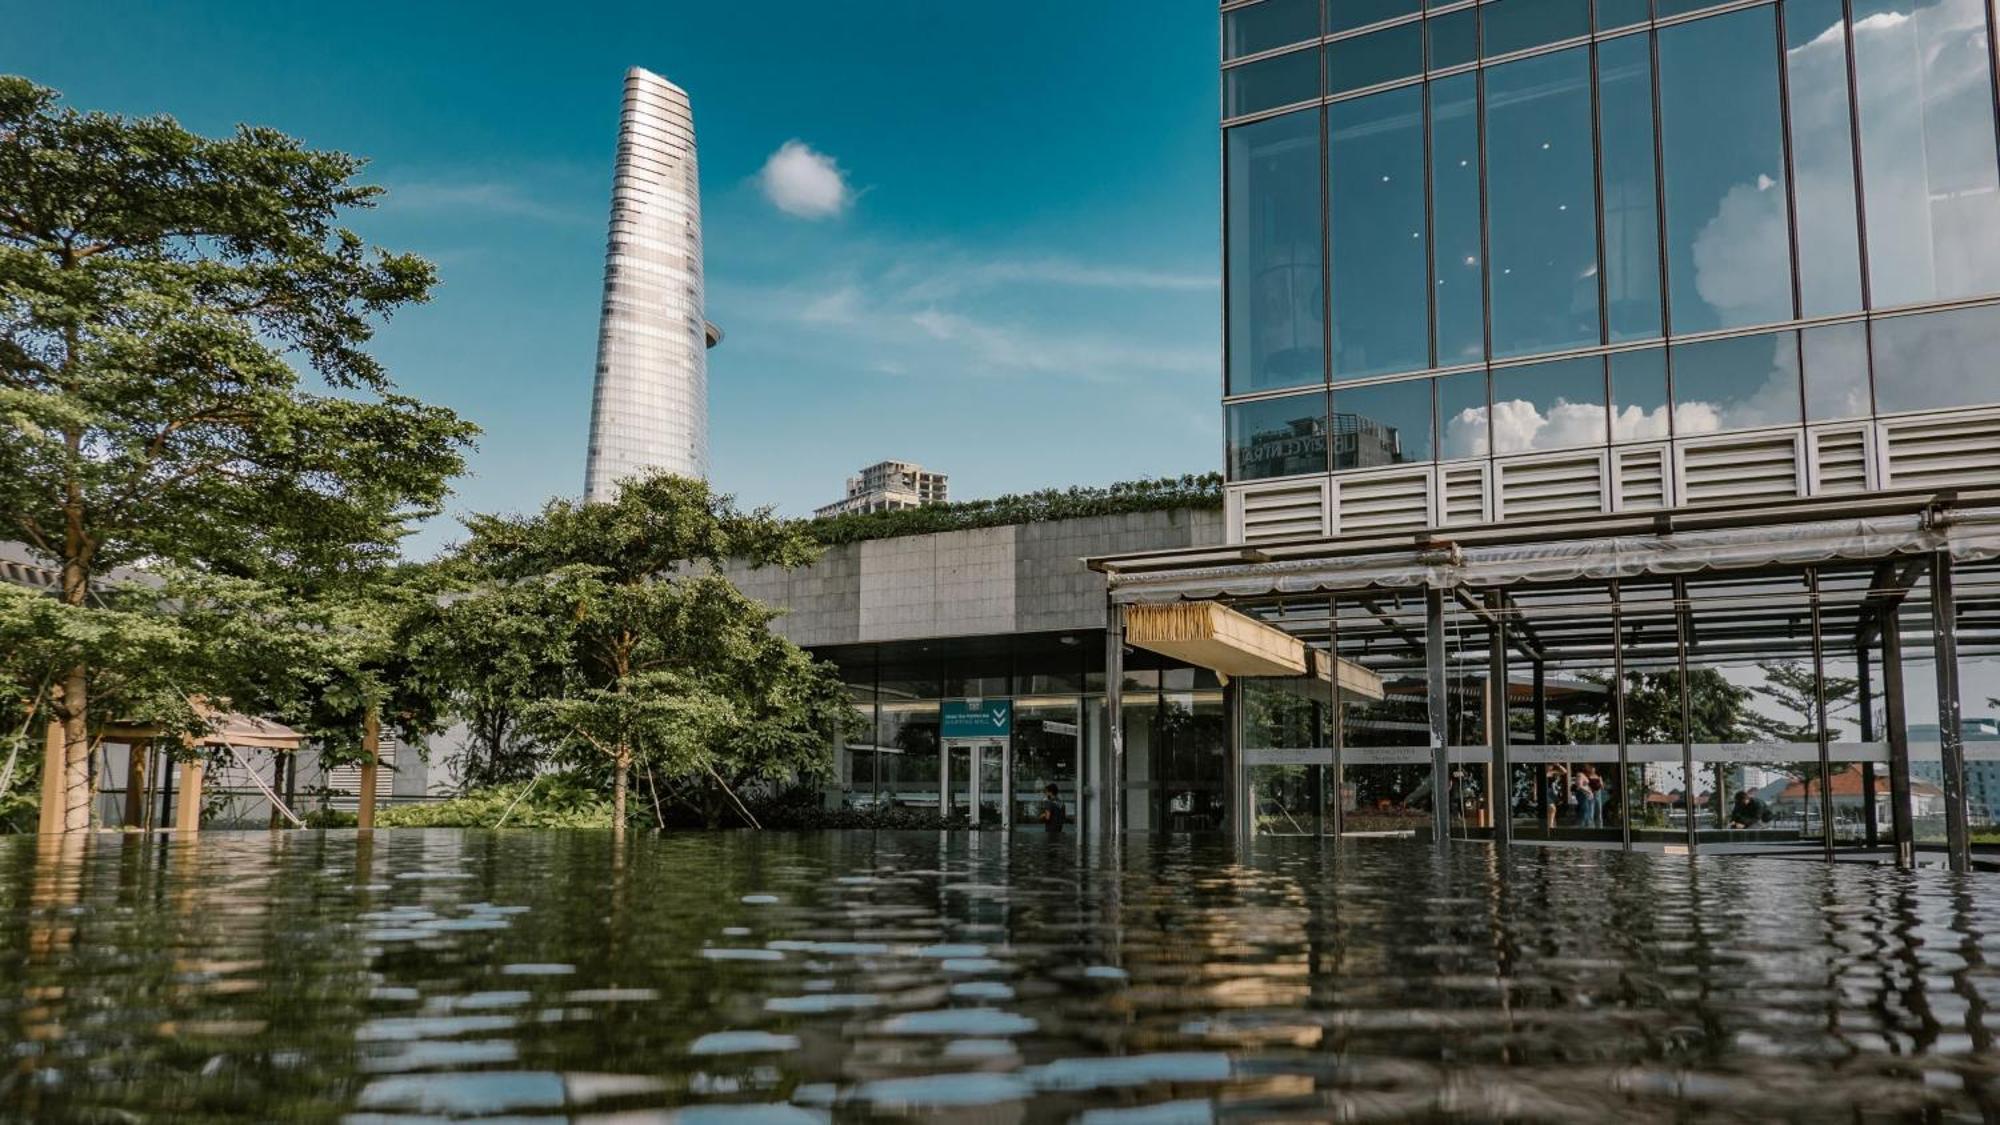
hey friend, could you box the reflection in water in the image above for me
[1,830,1999,1121]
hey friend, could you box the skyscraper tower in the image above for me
[583,67,722,503]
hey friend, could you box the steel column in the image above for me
[1930,550,1971,873]
[1811,570,1835,862]
[1859,638,1879,848]
[1105,602,1126,838]
[1426,586,1450,845]
[1674,577,1696,853]
[1488,590,1512,848]
[1881,604,1915,868]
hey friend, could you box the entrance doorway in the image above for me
[945,740,1008,827]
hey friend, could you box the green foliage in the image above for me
[375,775,614,830]
[0,77,474,820]
[430,472,861,834]
[806,473,1222,546]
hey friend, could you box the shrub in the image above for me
[807,473,1221,546]
[376,774,615,829]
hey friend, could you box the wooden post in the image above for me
[174,747,205,834]
[357,709,381,830]
[124,741,150,829]
[36,721,64,836]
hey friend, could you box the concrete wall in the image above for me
[722,508,1225,647]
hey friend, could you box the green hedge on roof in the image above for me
[805,472,1222,546]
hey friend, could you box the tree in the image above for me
[438,473,854,839]
[0,79,475,829]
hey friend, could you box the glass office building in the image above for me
[1220,0,2000,508]
[583,67,722,503]
[1083,0,2000,868]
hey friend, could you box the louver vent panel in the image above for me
[1615,448,1668,511]
[1882,413,2000,491]
[1237,482,1327,544]
[1813,428,1870,495]
[1680,435,1801,505]
[1439,465,1487,526]
[1335,470,1431,534]
[1496,453,1605,519]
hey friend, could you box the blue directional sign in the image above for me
[940,699,1012,739]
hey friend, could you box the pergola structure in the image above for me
[1091,487,2000,871]
[48,702,307,835]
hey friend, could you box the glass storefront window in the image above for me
[1871,303,2000,414]
[1334,378,1434,467]
[1329,22,1423,94]
[1226,0,1322,60]
[1802,321,1872,421]
[1329,87,1430,378]
[1658,6,1794,333]
[1335,595,1434,834]
[1785,0,1866,317]
[877,701,940,809]
[1598,31,1664,342]
[1426,8,1477,70]
[1013,699,1081,827]
[1853,0,2000,307]
[1484,47,1601,358]
[1480,0,1588,57]
[1430,73,1485,364]
[1490,355,1607,453]
[1225,46,1322,118]
[1329,0,1419,34]
[1438,369,1490,458]
[1227,109,1326,394]
[1229,391,1330,480]
[1609,348,1671,442]
[1670,330,1803,435]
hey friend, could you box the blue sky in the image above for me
[6,1,1223,552]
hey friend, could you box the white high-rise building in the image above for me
[814,460,950,518]
[584,67,722,503]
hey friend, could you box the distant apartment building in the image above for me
[815,460,949,518]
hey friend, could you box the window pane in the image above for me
[1227,110,1325,394]
[1333,379,1434,467]
[1229,391,1331,479]
[1786,0,1865,316]
[1598,32,1664,342]
[1481,0,1588,57]
[1610,348,1672,441]
[1438,370,1490,457]
[1330,87,1430,379]
[1871,303,2000,414]
[1484,48,1601,357]
[1656,0,1725,14]
[1329,0,1419,34]
[1226,47,1322,118]
[1853,0,2000,305]
[1226,0,1322,60]
[1328,22,1423,94]
[1658,7,1794,333]
[1491,355,1607,453]
[1802,321,1872,420]
[1431,73,1485,363]
[1597,0,1650,29]
[1426,8,1477,69]
[1670,330,1803,434]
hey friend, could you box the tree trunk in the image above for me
[60,666,90,834]
[612,749,630,841]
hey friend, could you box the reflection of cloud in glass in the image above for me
[1690,179,1791,324]
[1848,0,2000,305]
[1443,407,1490,459]
[1673,334,1802,434]
[1612,404,1674,442]
[1445,399,1605,456]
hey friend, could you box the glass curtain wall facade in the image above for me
[1221,0,2000,484]
[826,637,1223,832]
[584,67,715,502]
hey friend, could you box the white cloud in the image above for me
[382,178,590,225]
[758,140,852,219]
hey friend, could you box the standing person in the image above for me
[1584,768,1606,828]
[1545,765,1569,829]
[1040,783,1067,833]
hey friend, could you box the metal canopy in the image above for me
[1124,601,1384,698]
